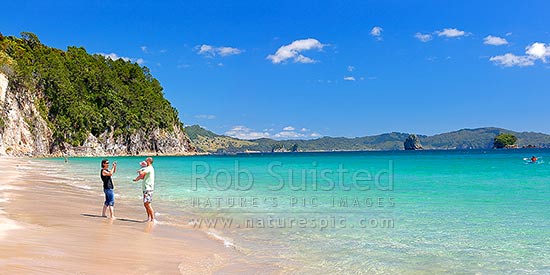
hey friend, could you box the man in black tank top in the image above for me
[101,159,117,219]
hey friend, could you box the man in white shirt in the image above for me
[134,157,155,222]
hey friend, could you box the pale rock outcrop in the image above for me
[0,73,52,156]
[0,72,195,156]
[0,73,7,103]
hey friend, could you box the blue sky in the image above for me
[2,0,550,139]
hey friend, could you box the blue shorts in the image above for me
[104,188,115,206]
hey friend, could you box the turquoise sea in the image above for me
[45,149,549,274]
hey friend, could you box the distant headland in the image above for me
[185,125,550,154]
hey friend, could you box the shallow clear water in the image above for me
[44,149,550,274]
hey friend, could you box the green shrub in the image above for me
[494,133,517,148]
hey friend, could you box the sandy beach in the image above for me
[0,157,276,274]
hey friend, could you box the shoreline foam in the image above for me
[0,158,23,240]
[0,157,277,274]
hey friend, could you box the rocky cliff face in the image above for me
[404,134,423,150]
[0,73,52,156]
[0,73,195,157]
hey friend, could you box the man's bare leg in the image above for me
[144,202,155,222]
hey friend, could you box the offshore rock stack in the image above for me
[404,134,423,150]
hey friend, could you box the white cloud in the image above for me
[275,126,310,138]
[195,114,216,120]
[436,28,467,38]
[217,46,243,57]
[141,46,148,53]
[225,125,321,140]
[225,126,271,140]
[484,35,508,46]
[97,53,144,64]
[198,45,214,55]
[414,32,432,42]
[525,42,550,62]
[294,55,315,63]
[490,42,550,67]
[489,53,534,67]
[370,26,383,37]
[427,56,437,62]
[98,53,130,62]
[273,127,322,139]
[344,76,356,81]
[197,44,243,57]
[267,38,325,64]
[273,131,306,139]
[347,65,355,72]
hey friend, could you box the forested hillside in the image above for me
[0,32,193,156]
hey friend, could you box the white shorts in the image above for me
[143,190,154,203]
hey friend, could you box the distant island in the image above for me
[185,125,550,154]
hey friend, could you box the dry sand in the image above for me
[0,157,278,274]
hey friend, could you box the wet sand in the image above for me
[0,157,276,274]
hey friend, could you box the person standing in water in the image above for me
[101,159,117,219]
[134,157,155,222]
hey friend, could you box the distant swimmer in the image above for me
[524,156,543,164]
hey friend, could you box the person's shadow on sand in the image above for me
[81,213,146,223]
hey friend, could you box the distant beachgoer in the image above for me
[531,156,538,163]
[133,157,155,222]
[101,159,117,219]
